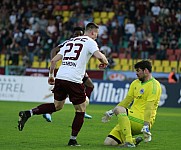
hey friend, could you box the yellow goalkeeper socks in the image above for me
[117,113,133,144]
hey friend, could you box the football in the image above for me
[98,63,107,69]
[48,77,55,85]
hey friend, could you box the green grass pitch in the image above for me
[0,101,180,150]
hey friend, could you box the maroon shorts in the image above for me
[52,79,86,105]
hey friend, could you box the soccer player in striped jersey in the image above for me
[102,60,161,148]
[43,27,94,122]
[18,22,108,146]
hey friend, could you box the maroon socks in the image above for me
[32,103,56,115]
[71,112,85,136]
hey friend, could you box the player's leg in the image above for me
[113,106,135,147]
[42,88,54,122]
[104,124,124,146]
[127,109,145,144]
[82,73,94,119]
[83,74,94,99]
[104,124,143,147]
[84,96,92,119]
[18,100,65,131]
[18,79,67,131]
[127,109,144,135]
[68,101,86,146]
[67,81,86,146]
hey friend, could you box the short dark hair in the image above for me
[134,60,152,72]
[73,27,84,34]
[85,22,99,31]
[72,27,84,37]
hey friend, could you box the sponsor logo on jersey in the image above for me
[140,89,144,94]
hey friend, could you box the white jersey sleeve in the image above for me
[56,36,99,83]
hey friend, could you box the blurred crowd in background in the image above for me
[0,0,181,68]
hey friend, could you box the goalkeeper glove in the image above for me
[141,125,152,142]
[101,110,114,123]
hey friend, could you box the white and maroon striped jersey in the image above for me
[56,35,99,83]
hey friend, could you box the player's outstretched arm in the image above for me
[50,46,60,59]
[141,101,155,142]
[93,50,108,69]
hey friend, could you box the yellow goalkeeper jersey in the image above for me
[118,77,162,122]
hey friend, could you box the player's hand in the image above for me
[141,125,152,142]
[98,63,107,69]
[48,77,55,85]
[102,110,114,123]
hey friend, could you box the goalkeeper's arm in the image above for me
[141,101,155,142]
[117,95,134,108]
[144,101,155,125]
[102,95,133,123]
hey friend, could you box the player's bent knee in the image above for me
[54,100,65,111]
[55,105,64,111]
[104,137,118,146]
[54,103,64,111]
[113,106,126,115]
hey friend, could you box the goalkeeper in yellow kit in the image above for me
[102,60,162,148]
